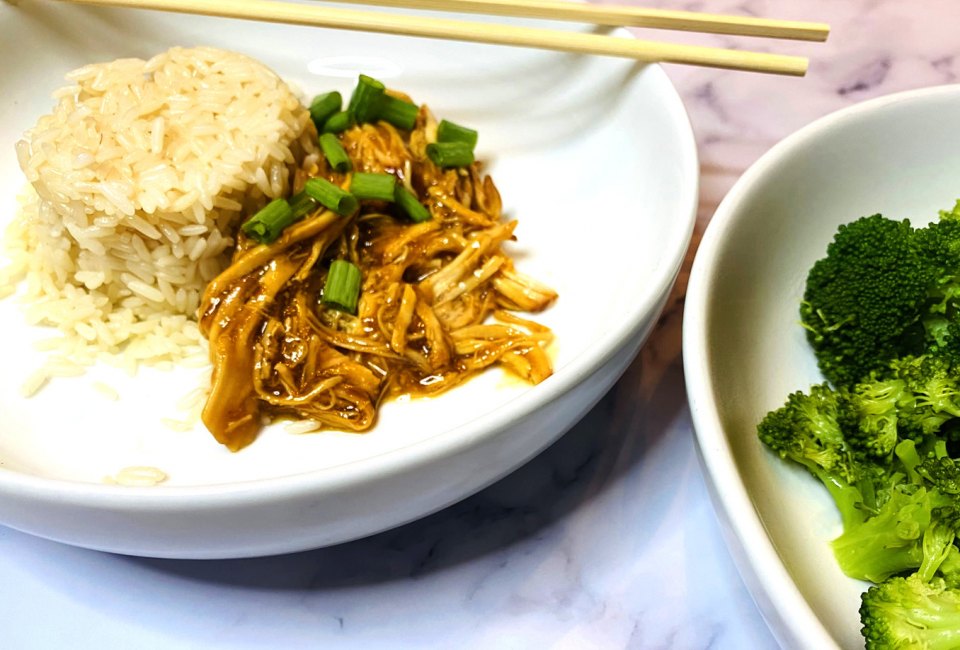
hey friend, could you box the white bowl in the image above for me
[0,3,698,558]
[684,84,960,649]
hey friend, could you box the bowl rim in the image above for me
[0,63,700,509]
[683,83,960,649]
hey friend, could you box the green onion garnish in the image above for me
[304,177,359,216]
[436,119,478,149]
[395,185,431,223]
[323,110,355,134]
[379,96,419,130]
[309,92,342,131]
[350,172,396,202]
[426,141,474,168]
[241,198,295,244]
[319,133,351,173]
[288,191,319,221]
[349,74,386,123]
[322,259,362,314]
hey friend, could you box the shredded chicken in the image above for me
[199,104,557,450]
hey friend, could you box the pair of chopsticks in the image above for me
[52,0,829,76]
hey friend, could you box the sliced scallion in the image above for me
[288,191,319,221]
[436,119,478,149]
[319,133,351,173]
[395,185,431,223]
[309,92,342,131]
[348,74,386,123]
[379,96,419,130]
[322,259,362,314]
[241,198,295,244]
[304,177,359,216]
[350,172,396,202]
[322,110,355,134]
[426,141,474,168]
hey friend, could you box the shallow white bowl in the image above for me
[684,84,960,649]
[0,4,697,558]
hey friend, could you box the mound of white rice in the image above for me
[2,46,316,389]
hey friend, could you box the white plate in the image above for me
[684,85,960,649]
[0,2,698,558]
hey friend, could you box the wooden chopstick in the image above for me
[324,0,830,42]
[53,0,814,76]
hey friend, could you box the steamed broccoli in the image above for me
[845,377,912,458]
[801,205,960,389]
[831,484,955,583]
[758,368,960,583]
[757,384,882,528]
[888,354,960,441]
[915,203,960,348]
[758,200,960,648]
[920,460,960,498]
[757,384,848,472]
[860,575,960,650]
[801,215,932,388]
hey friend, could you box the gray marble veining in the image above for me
[4,1,960,648]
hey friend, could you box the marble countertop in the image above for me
[3,1,958,648]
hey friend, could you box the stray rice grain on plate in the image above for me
[106,465,168,487]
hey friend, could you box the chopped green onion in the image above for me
[288,191,319,221]
[304,177,358,216]
[379,96,419,130]
[322,110,355,134]
[241,198,295,244]
[309,92,342,131]
[436,119,478,149]
[322,259,362,314]
[395,185,431,223]
[426,141,474,168]
[348,74,386,123]
[319,133,351,173]
[350,172,396,202]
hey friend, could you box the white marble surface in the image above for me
[3,1,960,648]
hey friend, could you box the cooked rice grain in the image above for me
[106,465,168,487]
[5,47,316,373]
[92,381,120,401]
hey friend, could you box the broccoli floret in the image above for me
[919,456,960,497]
[829,441,960,583]
[801,215,932,388]
[897,355,960,419]
[758,384,848,469]
[800,210,960,389]
[758,384,887,528]
[845,377,912,458]
[837,352,960,443]
[861,574,960,649]
[832,484,955,583]
[915,206,960,345]
[886,354,960,441]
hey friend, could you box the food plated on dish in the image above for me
[10,45,556,452]
[0,2,697,558]
[685,85,960,648]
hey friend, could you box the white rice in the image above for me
[2,46,316,381]
[105,465,168,487]
[92,381,120,401]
